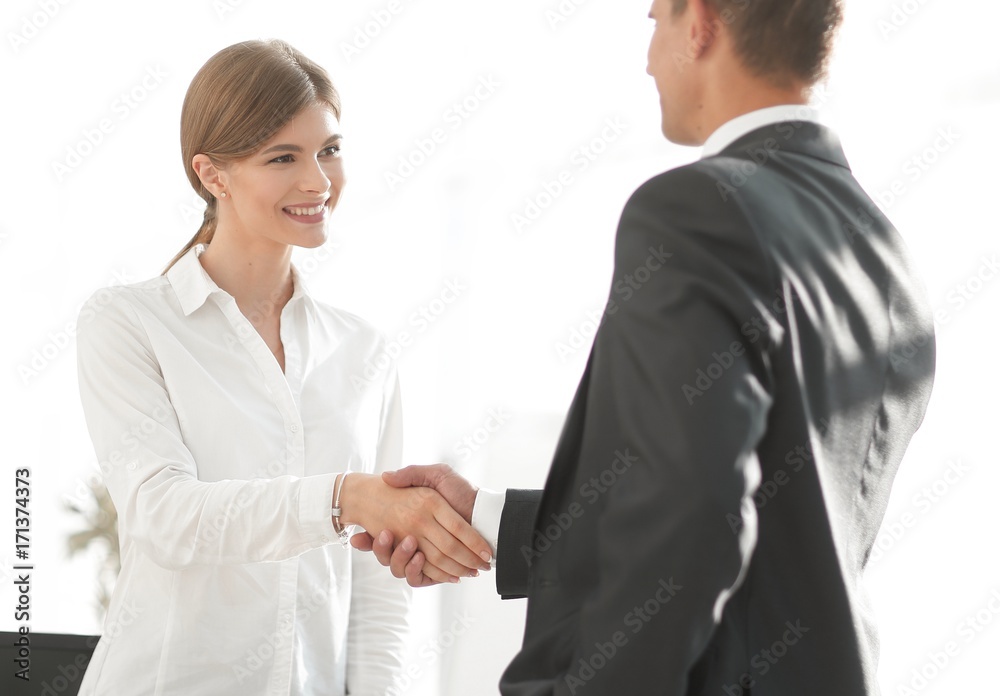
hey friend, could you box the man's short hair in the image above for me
[672,0,844,86]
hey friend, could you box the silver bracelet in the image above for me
[331,471,352,546]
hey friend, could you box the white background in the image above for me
[0,0,997,694]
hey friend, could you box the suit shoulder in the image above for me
[615,162,780,307]
[620,162,767,258]
[627,161,743,212]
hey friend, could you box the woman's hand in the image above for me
[339,473,492,582]
[351,530,441,587]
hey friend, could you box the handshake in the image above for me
[336,464,494,587]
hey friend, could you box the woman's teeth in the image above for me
[285,204,324,216]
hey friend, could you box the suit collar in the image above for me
[716,120,852,171]
[701,104,822,158]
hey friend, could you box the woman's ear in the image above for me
[192,154,227,198]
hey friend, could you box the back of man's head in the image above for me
[671,0,844,87]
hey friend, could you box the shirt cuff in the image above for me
[471,487,505,567]
[299,471,340,544]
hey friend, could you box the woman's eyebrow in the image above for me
[260,135,343,155]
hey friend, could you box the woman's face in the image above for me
[217,102,345,250]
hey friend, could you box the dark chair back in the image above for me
[0,632,99,696]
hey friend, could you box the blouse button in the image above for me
[127,461,137,471]
[290,424,299,433]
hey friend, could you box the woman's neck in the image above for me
[197,232,295,322]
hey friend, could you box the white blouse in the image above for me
[75,243,411,695]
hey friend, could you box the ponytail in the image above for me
[161,196,218,274]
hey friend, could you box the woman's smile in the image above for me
[283,198,330,224]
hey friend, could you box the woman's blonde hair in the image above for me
[162,39,341,274]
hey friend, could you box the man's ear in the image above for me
[191,154,227,198]
[686,0,721,59]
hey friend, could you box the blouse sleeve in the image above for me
[75,290,340,570]
[346,368,413,694]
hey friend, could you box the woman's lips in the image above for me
[283,199,329,224]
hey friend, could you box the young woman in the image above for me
[75,39,492,695]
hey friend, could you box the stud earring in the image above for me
[219,191,227,198]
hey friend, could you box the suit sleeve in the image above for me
[550,169,777,695]
[496,489,543,599]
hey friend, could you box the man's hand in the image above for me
[350,464,489,587]
[383,464,479,523]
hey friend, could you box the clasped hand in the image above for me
[342,465,490,585]
[348,464,486,587]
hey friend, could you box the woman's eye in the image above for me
[268,145,339,164]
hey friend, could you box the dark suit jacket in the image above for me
[494,121,935,696]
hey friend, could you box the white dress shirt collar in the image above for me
[166,242,310,317]
[701,104,822,159]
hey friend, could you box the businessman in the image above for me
[356,0,936,693]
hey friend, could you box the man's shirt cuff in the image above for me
[470,487,505,567]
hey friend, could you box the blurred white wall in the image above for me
[0,0,997,694]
